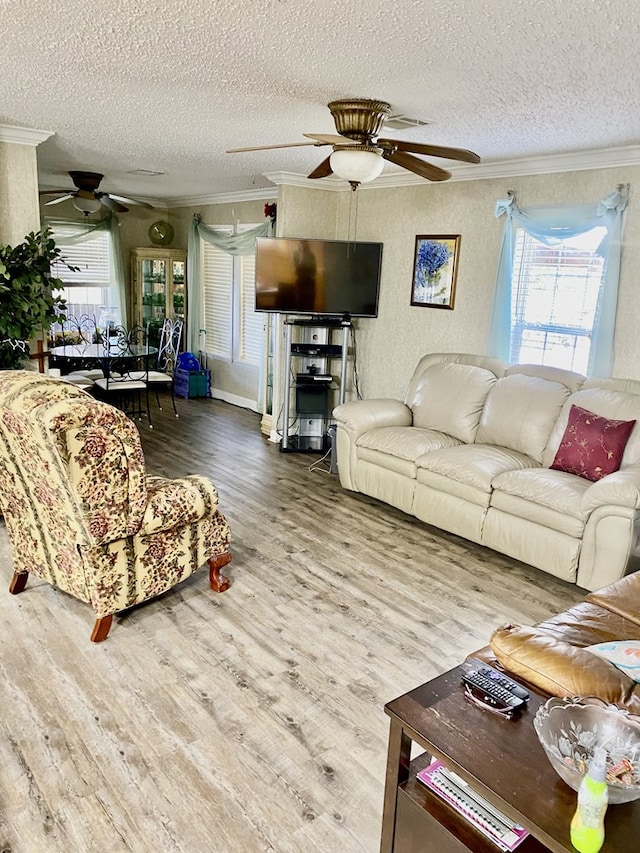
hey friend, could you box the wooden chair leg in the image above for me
[208,553,232,592]
[90,614,113,643]
[9,571,29,595]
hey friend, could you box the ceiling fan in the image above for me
[39,171,153,215]
[227,99,481,189]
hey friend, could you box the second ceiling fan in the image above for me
[40,171,153,215]
[228,99,481,189]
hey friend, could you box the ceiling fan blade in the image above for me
[382,150,451,182]
[107,193,153,209]
[303,133,357,146]
[307,156,334,180]
[43,193,75,206]
[378,139,480,163]
[99,194,129,213]
[39,188,75,197]
[227,141,320,153]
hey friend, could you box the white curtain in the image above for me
[486,186,629,376]
[44,213,127,327]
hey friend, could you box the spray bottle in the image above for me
[570,746,608,853]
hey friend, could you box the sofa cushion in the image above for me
[543,386,640,468]
[356,448,419,479]
[550,404,636,481]
[489,492,586,537]
[416,443,538,501]
[490,624,640,712]
[587,573,640,625]
[505,362,585,392]
[356,425,462,462]
[536,601,640,648]
[410,362,497,444]
[491,467,591,521]
[476,374,571,463]
[471,601,640,671]
[404,352,505,405]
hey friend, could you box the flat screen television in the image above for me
[254,237,382,318]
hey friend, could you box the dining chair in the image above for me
[93,324,153,426]
[146,317,184,417]
[50,313,105,386]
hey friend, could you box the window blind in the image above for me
[510,227,606,374]
[201,225,263,366]
[51,227,111,287]
[202,235,233,359]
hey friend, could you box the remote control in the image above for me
[460,659,529,711]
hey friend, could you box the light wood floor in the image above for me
[0,394,585,853]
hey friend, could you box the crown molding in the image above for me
[444,144,640,183]
[266,146,640,193]
[165,145,640,205]
[263,171,346,192]
[0,124,54,146]
[170,185,278,207]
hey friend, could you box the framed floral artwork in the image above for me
[410,235,461,309]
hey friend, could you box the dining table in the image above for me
[49,342,158,377]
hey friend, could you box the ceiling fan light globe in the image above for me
[72,195,102,215]
[329,147,384,184]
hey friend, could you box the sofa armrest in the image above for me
[582,464,640,513]
[332,399,412,442]
[141,475,219,535]
[490,624,640,712]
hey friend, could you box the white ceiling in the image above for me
[2,0,640,204]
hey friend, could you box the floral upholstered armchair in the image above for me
[0,371,231,641]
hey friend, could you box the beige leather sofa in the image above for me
[333,353,640,591]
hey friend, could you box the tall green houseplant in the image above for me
[0,228,70,369]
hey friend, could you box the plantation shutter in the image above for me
[50,227,111,287]
[202,234,233,359]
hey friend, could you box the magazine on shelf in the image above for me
[416,759,530,851]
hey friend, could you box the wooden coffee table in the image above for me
[380,664,640,852]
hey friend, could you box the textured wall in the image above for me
[278,185,339,239]
[0,142,40,245]
[323,167,640,399]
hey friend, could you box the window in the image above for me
[201,226,263,365]
[509,226,606,375]
[50,225,114,321]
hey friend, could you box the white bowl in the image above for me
[533,696,640,804]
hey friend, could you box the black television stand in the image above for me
[281,318,352,453]
[288,314,346,327]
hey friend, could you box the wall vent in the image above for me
[382,114,429,132]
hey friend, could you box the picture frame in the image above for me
[410,235,461,309]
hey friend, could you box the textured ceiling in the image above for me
[2,0,640,202]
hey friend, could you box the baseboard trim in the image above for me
[211,387,260,413]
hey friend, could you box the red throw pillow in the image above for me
[550,404,636,481]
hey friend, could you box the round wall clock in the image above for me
[149,220,174,246]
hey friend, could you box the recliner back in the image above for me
[476,364,585,463]
[0,371,149,595]
[404,353,506,444]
